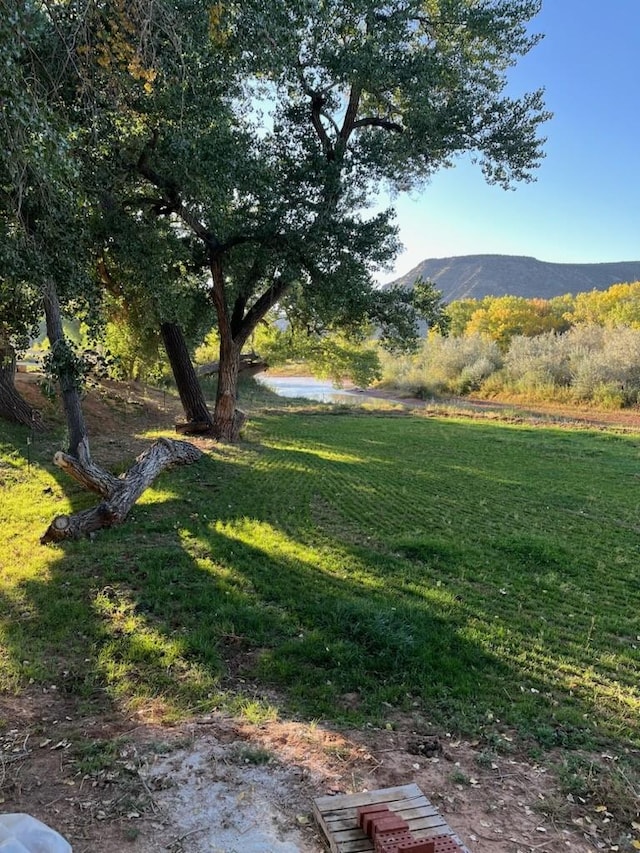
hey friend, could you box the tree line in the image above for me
[446,281,640,347]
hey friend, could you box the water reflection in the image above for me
[255,373,364,403]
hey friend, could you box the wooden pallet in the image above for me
[313,783,472,853]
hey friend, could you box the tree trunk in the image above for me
[0,338,45,430]
[36,285,203,542]
[41,438,202,543]
[160,322,214,433]
[213,331,245,442]
[41,279,89,458]
[209,258,246,442]
[0,376,46,431]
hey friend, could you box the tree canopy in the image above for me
[106,0,550,438]
[1,0,550,440]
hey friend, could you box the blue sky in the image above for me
[378,1,640,282]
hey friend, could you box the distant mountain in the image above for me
[387,255,640,302]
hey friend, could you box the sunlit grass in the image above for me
[0,406,639,755]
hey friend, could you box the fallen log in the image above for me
[41,437,202,543]
[51,437,119,496]
[196,354,267,378]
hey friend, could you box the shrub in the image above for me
[569,325,640,406]
[590,383,627,409]
[379,334,502,396]
[456,356,499,394]
[379,322,640,408]
[504,332,571,388]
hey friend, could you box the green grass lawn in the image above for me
[1,402,639,755]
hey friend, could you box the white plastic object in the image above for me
[0,814,72,852]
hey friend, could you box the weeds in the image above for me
[536,753,640,849]
[450,769,471,786]
[227,744,273,766]
[557,754,640,824]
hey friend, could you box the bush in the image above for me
[569,325,640,406]
[504,332,572,388]
[379,334,502,396]
[379,323,640,408]
[590,383,628,409]
[456,356,499,394]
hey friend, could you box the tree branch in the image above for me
[41,438,202,543]
[53,440,120,496]
[136,132,219,248]
[295,60,336,159]
[310,94,334,160]
[339,84,362,143]
[352,117,404,133]
[236,274,292,348]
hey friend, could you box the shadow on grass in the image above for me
[1,413,638,754]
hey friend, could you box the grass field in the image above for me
[1,393,639,761]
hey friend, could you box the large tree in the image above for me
[0,0,103,447]
[0,3,58,429]
[8,0,549,443]
[0,0,204,540]
[119,0,550,439]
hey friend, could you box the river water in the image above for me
[255,373,370,403]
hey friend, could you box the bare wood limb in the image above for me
[41,438,203,543]
[52,438,119,496]
[195,353,267,378]
[352,117,404,133]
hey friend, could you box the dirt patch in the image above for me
[17,371,640,441]
[0,689,619,853]
[15,373,186,464]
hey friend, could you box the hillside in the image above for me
[388,254,640,301]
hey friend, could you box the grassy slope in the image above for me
[0,397,639,755]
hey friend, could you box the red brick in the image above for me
[432,834,463,852]
[376,833,416,853]
[375,842,400,853]
[397,838,436,852]
[358,804,391,836]
[375,829,413,846]
[371,814,409,837]
[375,835,417,853]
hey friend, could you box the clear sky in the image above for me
[377,1,640,282]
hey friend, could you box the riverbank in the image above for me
[259,370,640,431]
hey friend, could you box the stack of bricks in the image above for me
[356,804,464,853]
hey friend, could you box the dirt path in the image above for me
[358,386,640,431]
